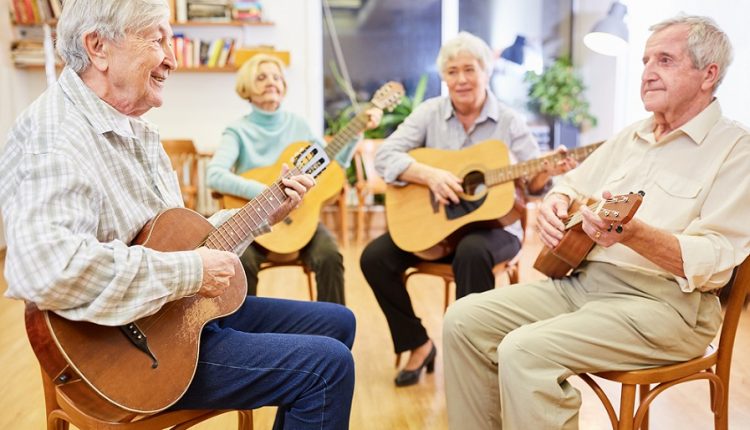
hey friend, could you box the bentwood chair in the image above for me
[352,139,387,243]
[578,256,750,430]
[161,139,200,211]
[37,350,253,430]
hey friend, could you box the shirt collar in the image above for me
[58,67,136,139]
[442,90,500,123]
[634,99,722,146]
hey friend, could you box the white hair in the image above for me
[650,14,733,91]
[56,0,170,73]
[436,31,494,81]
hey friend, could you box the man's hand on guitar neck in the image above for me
[579,190,624,248]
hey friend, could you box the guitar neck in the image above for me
[203,167,301,252]
[486,142,603,187]
[324,104,372,158]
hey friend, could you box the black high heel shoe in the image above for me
[394,344,437,387]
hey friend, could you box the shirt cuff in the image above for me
[677,234,730,293]
[170,250,204,299]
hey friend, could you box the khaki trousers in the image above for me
[443,262,722,430]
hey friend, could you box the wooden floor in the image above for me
[1,207,749,429]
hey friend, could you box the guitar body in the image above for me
[533,226,595,278]
[25,207,247,413]
[386,139,515,255]
[223,141,346,254]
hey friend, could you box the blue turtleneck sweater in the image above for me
[207,108,355,200]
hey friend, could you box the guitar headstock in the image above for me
[371,81,406,112]
[597,191,644,231]
[292,143,330,178]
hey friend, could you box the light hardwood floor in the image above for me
[1,208,749,429]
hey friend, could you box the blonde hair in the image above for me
[235,54,287,101]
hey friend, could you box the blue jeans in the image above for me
[171,296,356,429]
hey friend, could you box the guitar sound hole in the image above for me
[462,171,487,198]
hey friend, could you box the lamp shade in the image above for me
[501,35,526,65]
[584,2,628,56]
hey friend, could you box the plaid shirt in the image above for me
[0,67,203,326]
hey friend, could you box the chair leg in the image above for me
[338,189,348,248]
[638,384,650,430]
[443,279,452,313]
[238,410,254,430]
[306,270,315,301]
[618,384,637,430]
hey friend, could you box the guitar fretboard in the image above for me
[203,167,302,251]
[324,104,372,159]
[486,142,603,186]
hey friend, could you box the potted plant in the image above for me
[524,57,597,148]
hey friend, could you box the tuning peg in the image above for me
[638,190,645,196]
[616,225,623,234]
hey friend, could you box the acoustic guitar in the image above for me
[533,191,644,278]
[222,81,405,254]
[386,139,603,259]
[24,144,330,414]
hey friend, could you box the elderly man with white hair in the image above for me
[443,14,750,430]
[360,31,575,388]
[0,1,356,428]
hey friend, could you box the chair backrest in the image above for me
[715,256,750,384]
[353,139,387,196]
[162,139,199,210]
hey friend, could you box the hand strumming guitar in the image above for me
[398,162,464,205]
[195,247,238,298]
[536,192,571,249]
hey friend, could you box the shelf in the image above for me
[171,20,273,27]
[175,66,237,73]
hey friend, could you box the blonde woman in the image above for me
[207,54,381,304]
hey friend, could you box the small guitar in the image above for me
[24,144,329,414]
[386,139,603,259]
[222,81,405,254]
[533,191,644,278]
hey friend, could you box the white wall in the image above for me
[0,0,323,249]
[575,0,750,144]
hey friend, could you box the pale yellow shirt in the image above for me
[551,100,750,293]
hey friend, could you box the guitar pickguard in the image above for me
[444,194,487,220]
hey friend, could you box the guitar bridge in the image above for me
[119,323,159,369]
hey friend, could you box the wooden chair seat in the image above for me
[42,370,253,430]
[578,256,750,430]
[259,251,315,301]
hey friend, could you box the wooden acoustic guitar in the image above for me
[24,144,330,414]
[533,191,644,278]
[386,139,603,259]
[222,81,405,254]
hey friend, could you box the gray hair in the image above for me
[650,14,733,90]
[436,31,494,81]
[56,0,170,73]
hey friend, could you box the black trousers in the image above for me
[241,223,346,305]
[360,227,521,353]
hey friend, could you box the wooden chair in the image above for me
[212,191,316,301]
[578,256,750,430]
[352,139,387,243]
[162,139,200,211]
[38,361,253,430]
[259,251,315,301]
